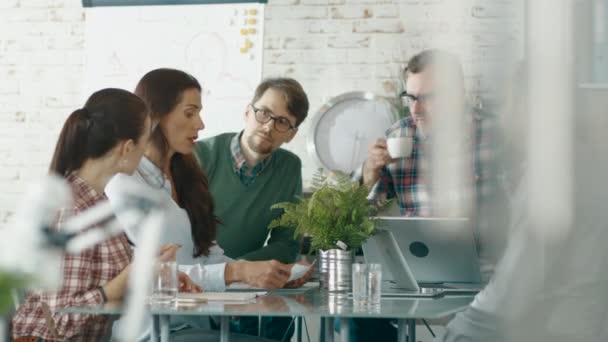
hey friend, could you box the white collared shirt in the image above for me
[106,156,231,292]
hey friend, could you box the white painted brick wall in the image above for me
[0,0,85,227]
[0,0,522,228]
[263,0,524,188]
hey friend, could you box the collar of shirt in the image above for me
[230,131,273,185]
[136,156,172,195]
[67,172,107,207]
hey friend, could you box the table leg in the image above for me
[1,318,8,342]
[397,319,406,342]
[151,315,159,342]
[339,318,350,342]
[408,319,416,342]
[159,314,170,342]
[258,315,263,337]
[296,316,302,342]
[319,317,325,342]
[220,316,230,342]
[323,317,335,342]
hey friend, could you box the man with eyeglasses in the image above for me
[350,49,503,341]
[359,49,473,215]
[193,77,311,340]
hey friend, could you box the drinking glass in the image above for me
[150,261,178,305]
[367,263,382,306]
[351,263,369,306]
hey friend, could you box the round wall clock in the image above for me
[307,92,400,173]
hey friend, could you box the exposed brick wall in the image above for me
[0,0,85,227]
[0,0,522,228]
[263,0,523,182]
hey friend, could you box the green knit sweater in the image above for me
[193,133,302,264]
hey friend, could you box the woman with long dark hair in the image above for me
[106,68,293,294]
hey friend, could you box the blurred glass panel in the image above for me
[592,0,608,82]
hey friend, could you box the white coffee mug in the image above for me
[386,137,413,159]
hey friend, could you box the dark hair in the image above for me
[135,68,218,258]
[251,77,309,127]
[49,88,148,177]
[404,49,465,93]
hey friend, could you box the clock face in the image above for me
[307,92,399,173]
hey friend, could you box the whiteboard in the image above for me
[84,4,264,135]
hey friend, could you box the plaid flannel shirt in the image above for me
[368,112,497,217]
[230,131,272,186]
[12,173,133,341]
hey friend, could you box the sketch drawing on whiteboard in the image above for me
[84,4,264,137]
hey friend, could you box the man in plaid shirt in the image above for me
[359,49,499,220]
[350,49,504,341]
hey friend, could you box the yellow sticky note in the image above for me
[248,9,257,15]
[248,28,256,34]
[245,40,253,48]
[248,18,256,25]
[240,47,248,54]
[240,28,248,35]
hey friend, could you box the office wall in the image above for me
[0,0,86,227]
[0,0,523,227]
[263,0,524,182]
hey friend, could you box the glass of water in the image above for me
[150,261,178,305]
[352,263,369,306]
[367,263,382,306]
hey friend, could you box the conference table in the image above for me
[60,287,473,342]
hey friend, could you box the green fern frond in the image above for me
[268,168,377,251]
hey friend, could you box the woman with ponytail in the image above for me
[10,88,165,341]
[11,89,200,342]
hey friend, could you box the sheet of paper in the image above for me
[287,263,311,282]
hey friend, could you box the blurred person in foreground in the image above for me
[444,61,608,341]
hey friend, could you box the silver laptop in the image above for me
[363,217,482,297]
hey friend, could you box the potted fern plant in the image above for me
[269,169,378,292]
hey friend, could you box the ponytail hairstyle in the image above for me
[49,88,148,177]
[135,68,219,258]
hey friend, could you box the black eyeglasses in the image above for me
[399,91,436,106]
[250,104,296,133]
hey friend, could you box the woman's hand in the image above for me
[158,243,181,262]
[101,264,132,302]
[178,271,203,293]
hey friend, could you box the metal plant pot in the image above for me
[319,249,353,292]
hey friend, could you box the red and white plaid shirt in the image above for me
[11,173,133,341]
[366,112,497,217]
